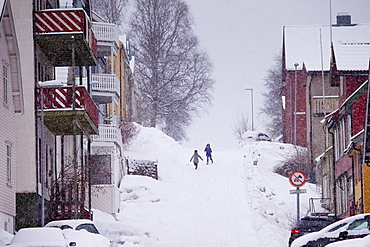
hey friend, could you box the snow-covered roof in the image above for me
[0,0,6,21]
[284,24,370,71]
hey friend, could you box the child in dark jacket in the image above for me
[190,150,203,169]
[204,143,213,164]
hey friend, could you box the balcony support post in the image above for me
[72,36,79,219]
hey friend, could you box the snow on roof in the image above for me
[284,24,370,71]
[0,0,6,22]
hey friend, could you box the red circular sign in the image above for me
[289,171,307,187]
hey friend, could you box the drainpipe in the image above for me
[32,0,42,226]
[328,127,337,216]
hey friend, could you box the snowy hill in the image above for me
[94,125,321,247]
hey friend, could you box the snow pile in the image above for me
[0,228,13,245]
[94,125,321,246]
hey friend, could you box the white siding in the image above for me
[91,185,120,214]
[12,0,37,192]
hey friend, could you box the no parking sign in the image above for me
[289,171,306,187]
[289,171,306,222]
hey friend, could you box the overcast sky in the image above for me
[182,0,370,151]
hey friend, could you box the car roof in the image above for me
[10,227,66,246]
[295,217,338,229]
[45,219,95,228]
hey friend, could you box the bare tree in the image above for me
[119,121,140,149]
[259,54,283,139]
[274,147,315,182]
[129,0,214,141]
[232,114,251,141]
[91,0,128,26]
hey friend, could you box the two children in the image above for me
[189,143,214,170]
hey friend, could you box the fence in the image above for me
[126,159,158,180]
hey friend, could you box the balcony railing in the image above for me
[91,124,123,148]
[91,73,120,103]
[36,86,99,135]
[92,22,119,47]
[313,96,339,117]
[35,8,97,66]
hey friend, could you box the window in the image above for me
[348,176,353,197]
[328,223,347,232]
[333,117,349,160]
[323,174,330,199]
[336,175,348,215]
[3,65,8,105]
[6,145,12,183]
[340,76,344,97]
[347,219,368,230]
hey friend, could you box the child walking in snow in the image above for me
[190,150,203,170]
[204,143,213,164]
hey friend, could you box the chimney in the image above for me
[336,12,351,26]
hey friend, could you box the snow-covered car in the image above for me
[62,229,111,247]
[242,131,272,142]
[289,215,340,246]
[45,219,110,247]
[325,233,370,246]
[45,219,100,234]
[2,227,73,247]
[291,213,370,247]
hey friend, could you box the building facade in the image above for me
[0,0,23,234]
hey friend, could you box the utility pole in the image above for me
[245,88,254,131]
[294,63,299,145]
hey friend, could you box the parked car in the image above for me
[242,131,272,142]
[62,228,110,247]
[291,213,370,247]
[45,219,100,234]
[45,219,110,247]
[289,215,340,246]
[2,227,74,247]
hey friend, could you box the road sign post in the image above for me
[289,171,307,222]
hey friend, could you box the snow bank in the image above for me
[0,228,13,245]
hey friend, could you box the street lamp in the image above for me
[245,88,254,131]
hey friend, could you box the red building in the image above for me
[283,13,370,217]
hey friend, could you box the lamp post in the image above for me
[245,88,254,131]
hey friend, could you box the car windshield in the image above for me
[76,223,100,234]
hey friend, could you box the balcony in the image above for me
[313,96,339,117]
[91,73,120,104]
[91,124,123,148]
[37,86,99,136]
[92,22,119,56]
[35,9,97,66]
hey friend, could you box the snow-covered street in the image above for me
[93,126,321,247]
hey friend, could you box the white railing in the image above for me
[92,22,119,47]
[91,73,120,97]
[92,124,123,147]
